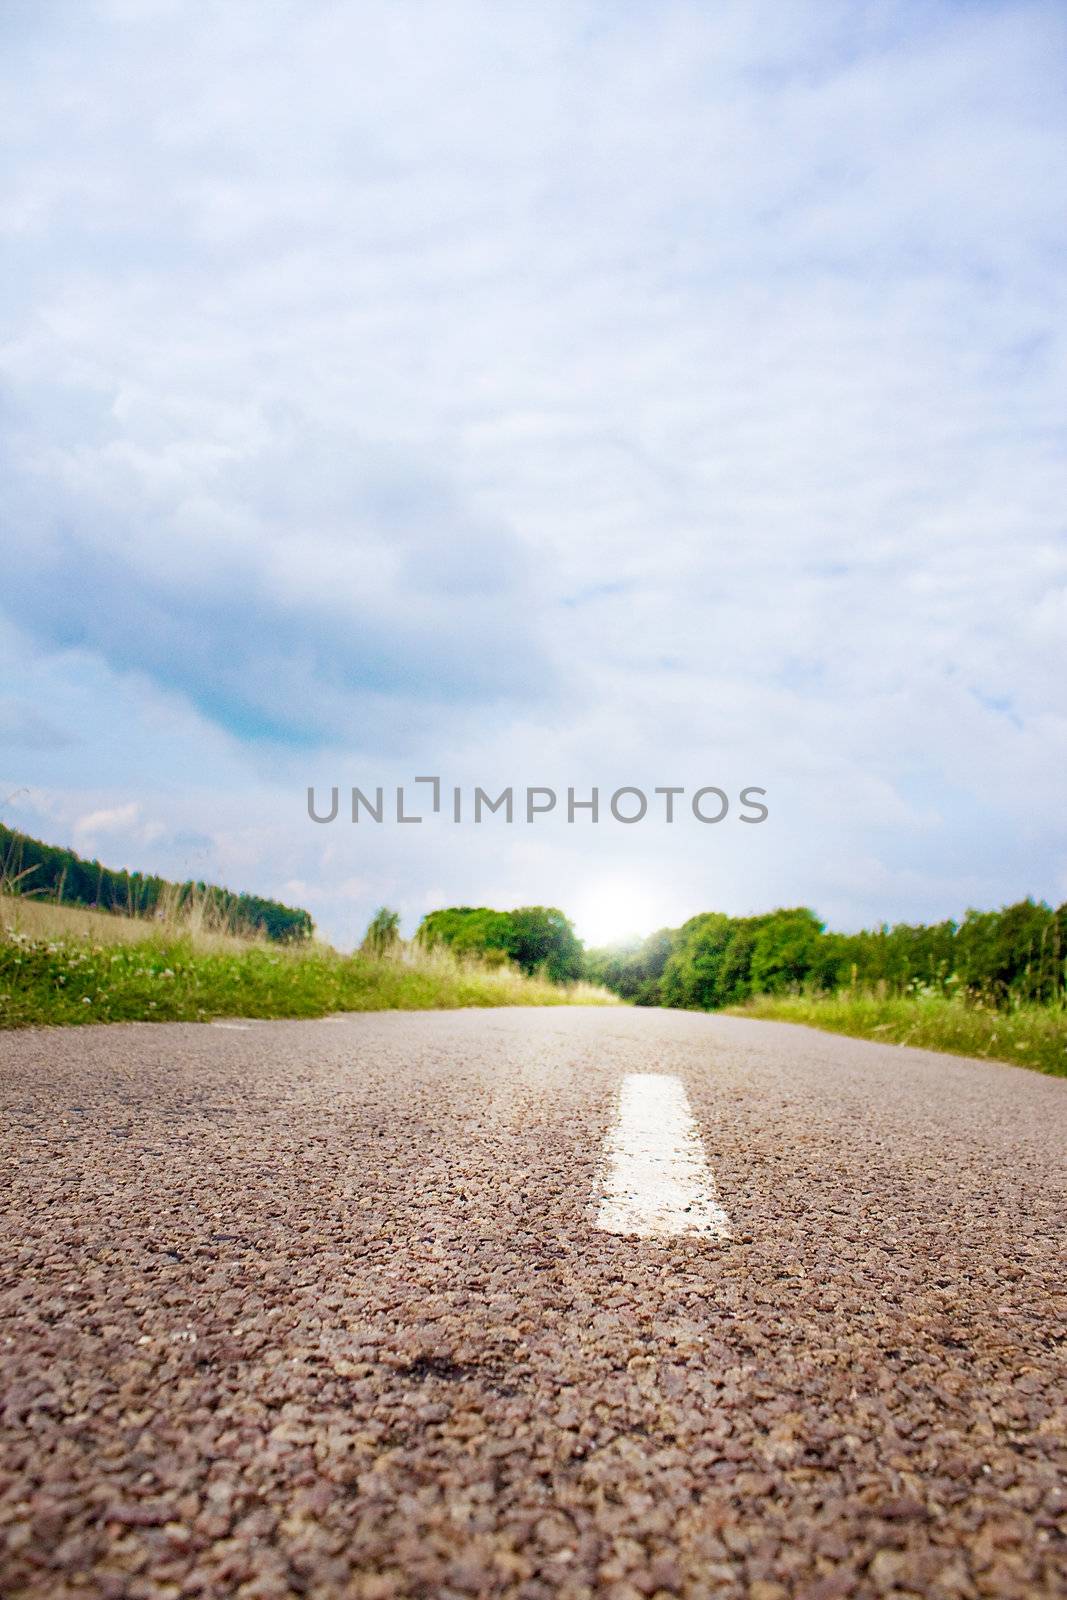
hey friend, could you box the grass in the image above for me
[0,900,614,1029]
[0,891,260,952]
[731,989,1067,1077]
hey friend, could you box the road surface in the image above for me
[1,1007,1064,1598]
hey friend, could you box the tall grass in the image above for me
[731,989,1067,1077]
[0,916,615,1030]
[0,889,263,953]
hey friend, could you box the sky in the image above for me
[2,0,1065,948]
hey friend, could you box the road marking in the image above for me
[595,1072,731,1240]
[211,1022,250,1030]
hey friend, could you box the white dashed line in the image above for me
[211,1022,251,1030]
[595,1072,731,1240]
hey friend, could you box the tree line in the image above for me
[417,905,584,983]
[0,824,314,943]
[584,900,1067,1010]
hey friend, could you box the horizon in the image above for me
[2,814,1060,957]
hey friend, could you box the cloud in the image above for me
[0,417,553,745]
[1,0,1065,938]
[74,801,139,837]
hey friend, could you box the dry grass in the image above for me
[0,891,265,954]
[395,940,614,1005]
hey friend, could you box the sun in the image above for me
[572,881,661,949]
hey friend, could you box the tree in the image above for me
[749,909,824,994]
[0,824,313,941]
[504,906,583,983]
[417,904,583,984]
[361,907,401,957]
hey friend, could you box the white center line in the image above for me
[595,1072,731,1241]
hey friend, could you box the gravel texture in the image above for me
[0,1007,1064,1599]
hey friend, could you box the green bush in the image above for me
[418,904,583,983]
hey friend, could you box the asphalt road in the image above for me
[1,1008,1064,1599]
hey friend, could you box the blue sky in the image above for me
[2,0,1065,947]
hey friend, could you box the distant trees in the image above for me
[653,909,829,1010]
[584,927,677,1005]
[749,909,827,995]
[361,907,401,957]
[418,904,583,984]
[418,906,513,963]
[505,906,583,983]
[0,824,314,943]
[586,899,1067,1012]
[954,901,1064,1002]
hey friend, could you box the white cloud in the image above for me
[74,802,139,837]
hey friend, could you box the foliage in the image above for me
[418,906,514,962]
[361,906,401,957]
[583,927,677,1005]
[0,824,314,943]
[418,904,583,984]
[587,897,1067,1019]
